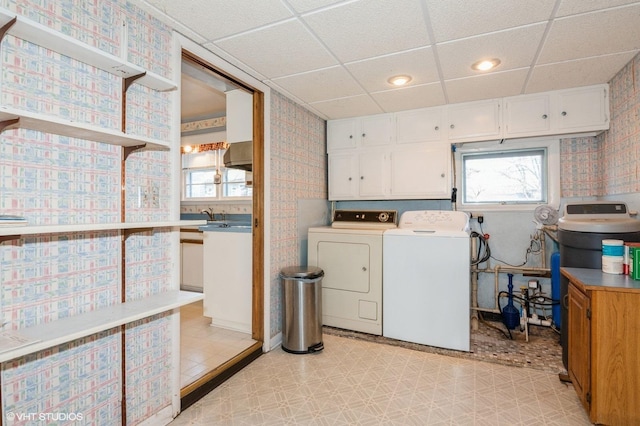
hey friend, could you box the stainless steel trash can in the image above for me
[280,266,324,354]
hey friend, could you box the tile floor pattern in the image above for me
[181,301,257,388]
[171,333,590,425]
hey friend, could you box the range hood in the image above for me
[223,141,252,171]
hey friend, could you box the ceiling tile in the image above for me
[308,95,385,119]
[527,52,637,93]
[302,0,431,62]
[538,4,640,64]
[271,66,365,103]
[426,0,556,43]
[445,69,529,104]
[286,0,344,13]
[437,24,546,80]
[215,20,337,78]
[143,0,293,40]
[345,47,439,92]
[555,0,640,17]
[371,83,446,112]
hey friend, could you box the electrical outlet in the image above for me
[150,183,159,208]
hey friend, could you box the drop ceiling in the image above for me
[141,0,640,120]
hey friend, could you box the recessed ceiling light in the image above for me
[471,58,501,71]
[387,75,412,86]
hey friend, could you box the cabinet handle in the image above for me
[441,173,445,178]
[360,176,364,180]
[561,111,567,116]
[450,124,455,129]
[434,126,439,131]
[348,177,352,181]
[542,114,548,119]
[349,135,353,139]
[362,133,366,137]
[362,266,367,271]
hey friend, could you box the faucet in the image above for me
[201,208,215,221]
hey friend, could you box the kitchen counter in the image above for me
[561,267,640,293]
[199,221,252,233]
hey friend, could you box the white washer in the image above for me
[308,210,397,335]
[383,210,470,351]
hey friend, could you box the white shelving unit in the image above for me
[0,220,206,239]
[0,107,170,149]
[0,8,176,92]
[0,290,204,362]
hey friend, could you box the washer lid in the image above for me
[558,202,640,233]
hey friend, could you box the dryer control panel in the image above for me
[399,210,469,231]
[331,210,397,229]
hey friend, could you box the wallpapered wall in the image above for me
[560,52,640,198]
[269,92,327,338]
[0,0,175,424]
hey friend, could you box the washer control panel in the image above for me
[399,210,469,231]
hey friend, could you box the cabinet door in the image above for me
[396,107,444,144]
[360,114,394,147]
[447,99,501,142]
[390,145,450,198]
[554,85,609,132]
[327,118,358,151]
[504,93,551,137]
[358,150,388,198]
[181,242,203,290]
[328,153,357,200]
[568,282,591,414]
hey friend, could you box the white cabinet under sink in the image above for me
[180,229,203,292]
[202,230,252,333]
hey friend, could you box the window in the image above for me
[182,150,252,201]
[455,138,559,211]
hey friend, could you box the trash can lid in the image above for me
[280,266,324,279]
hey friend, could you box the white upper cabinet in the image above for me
[504,84,609,138]
[226,89,253,143]
[504,93,551,137]
[390,145,450,198]
[328,150,388,200]
[327,114,394,151]
[446,99,502,142]
[554,85,609,133]
[395,107,445,144]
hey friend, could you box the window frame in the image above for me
[454,137,560,212]
[181,150,252,203]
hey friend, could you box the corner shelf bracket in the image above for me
[123,144,146,160]
[124,72,146,93]
[0,16,16,42]
[0,235,20,243]
[0,117,20,133]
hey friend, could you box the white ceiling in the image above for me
[142,0,640,120]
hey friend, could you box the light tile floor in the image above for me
[181,301,257,388]
[171,333,590,425]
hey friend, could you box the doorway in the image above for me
[178,51,264,407]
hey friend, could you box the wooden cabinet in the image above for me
[446,99,501,142]
[327,114,394,151]
[504,85,609,138]
[565,270,640,425]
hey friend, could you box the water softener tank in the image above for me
[557,202,640,368]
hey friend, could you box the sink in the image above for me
[199,221,252,231]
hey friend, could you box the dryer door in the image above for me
[317,241,370,293]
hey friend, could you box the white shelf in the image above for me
[0,290,204,362]
[0,220,206,237]
[0,107,171,149]
[0,8,176,92]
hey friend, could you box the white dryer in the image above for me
[383,210,470,351]
[308,210,397,335]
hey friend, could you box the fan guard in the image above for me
[534,205,559,226]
